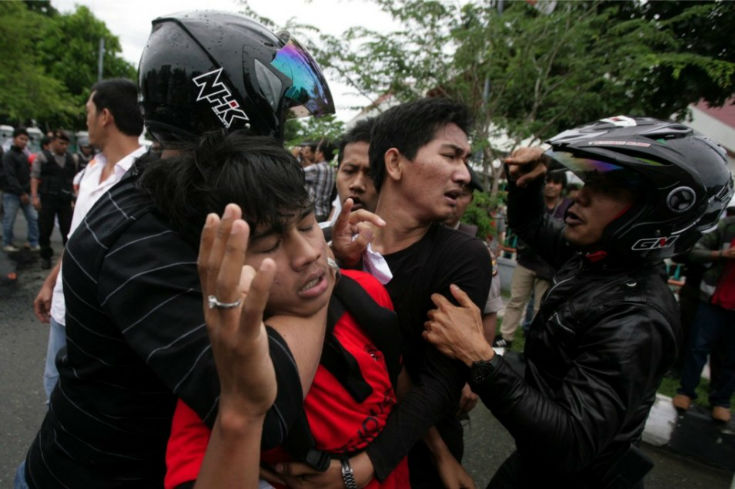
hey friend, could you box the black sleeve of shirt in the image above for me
[366,233,491,480]
[98,217,302,450]
[506,173,573,269]
[469,304,674,474]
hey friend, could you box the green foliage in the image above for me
[0,1,135,130]
[0,1,75,124]
[284,114,345,148]
[461,190,504,240]
[296,0,734,196]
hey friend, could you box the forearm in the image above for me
[31,178,40,198]
[366,354,465,479]
[194,410,265,489]
[44,257,63,288]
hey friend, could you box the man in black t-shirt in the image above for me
[307,98,491,489]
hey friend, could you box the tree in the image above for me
[302,0,735,196]
[284,114,345,148]
[0,2,75,125]
[0,2,136,130]
[34,5,136,129]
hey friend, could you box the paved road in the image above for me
[1,219,733,487]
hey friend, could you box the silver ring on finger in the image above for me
[207,295,242,310]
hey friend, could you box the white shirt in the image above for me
[50,146,146,325]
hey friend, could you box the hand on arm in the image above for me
[193,204,277,489]
[331,198,385,268]
[270,452,374,489]
[33,258,62,323]
[423,284,494,368]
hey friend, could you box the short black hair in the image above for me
[316,139,335,162]
[90,78,143,137]
[546,170,567,187]
[40,135,51,148]
[369,98,473,190]
[337,117,375,167]
[12,127,28,138]
[139,130,311,248]
[51,130,70,142]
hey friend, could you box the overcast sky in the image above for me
[52,0,400,121]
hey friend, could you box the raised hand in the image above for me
[331,198,385,268]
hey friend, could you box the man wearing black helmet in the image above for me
[16,11,346,489]
[422,116,733,488]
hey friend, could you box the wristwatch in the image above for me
[340,457,358,489]
[469,355,499,388]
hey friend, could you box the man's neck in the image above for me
[100,135,141,181]
[544,195,561,210]
[372,187,433,255]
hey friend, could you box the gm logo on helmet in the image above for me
[631,236,679,251]
[193,68,250,128]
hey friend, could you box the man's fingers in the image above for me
[206,204,241,294]
[197,213,218,298]
[239,258,276,339]
[430,292,450,308]
[348,208,386,228]
[515,164,547,187]
[449,284,475,309]
[333,198,355,232]
[274,461,315,477]
[213,220,250,306]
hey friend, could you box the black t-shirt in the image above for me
[23,163,303,489]
[366,223,492,480]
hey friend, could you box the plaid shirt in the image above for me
[304,160,335,221]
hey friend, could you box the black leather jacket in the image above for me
[471,178,681,488]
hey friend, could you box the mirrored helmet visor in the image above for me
[270,38,335,118]
[545,150,623,182]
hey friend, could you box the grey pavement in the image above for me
[1,216,734,487]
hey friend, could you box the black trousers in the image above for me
[38,194,73,260]
[488,451,645,489]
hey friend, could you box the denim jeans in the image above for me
[2,193,39,247]
[44,317,67,402]
[678,301,735,408]
[14,460,30,489]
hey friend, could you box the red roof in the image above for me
[694,98,735,128]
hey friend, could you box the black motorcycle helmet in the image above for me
[546,116,733,260]
[139,10,335,143]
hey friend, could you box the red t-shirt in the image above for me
[165,270,409,489]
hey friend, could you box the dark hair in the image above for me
[12,127,28,138]
[139,130,310,247]
[337,117,375,167]
[90,78,144,137]
[546,170,567,187]
[369,98,473,190]
[51,130,70,142]
[302,141,318,152]
[316,139,335,162]
[40,136,51,148]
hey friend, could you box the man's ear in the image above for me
[100,108,114,128]
[384,148,403,182]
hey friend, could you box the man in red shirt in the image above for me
[162,133,410,489]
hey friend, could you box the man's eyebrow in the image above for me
[440,143,471,156]
[251,226,277,241]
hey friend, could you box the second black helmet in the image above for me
[139,10,335,143]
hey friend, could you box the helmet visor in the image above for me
[545,150,623,180]
[271,39,335,118]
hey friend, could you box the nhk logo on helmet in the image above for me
[192,68,250,128]
[631,236,679,251]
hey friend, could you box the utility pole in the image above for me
[97,38,105,81]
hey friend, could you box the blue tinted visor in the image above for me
[545,150,623,179]
[271,38,335,118]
